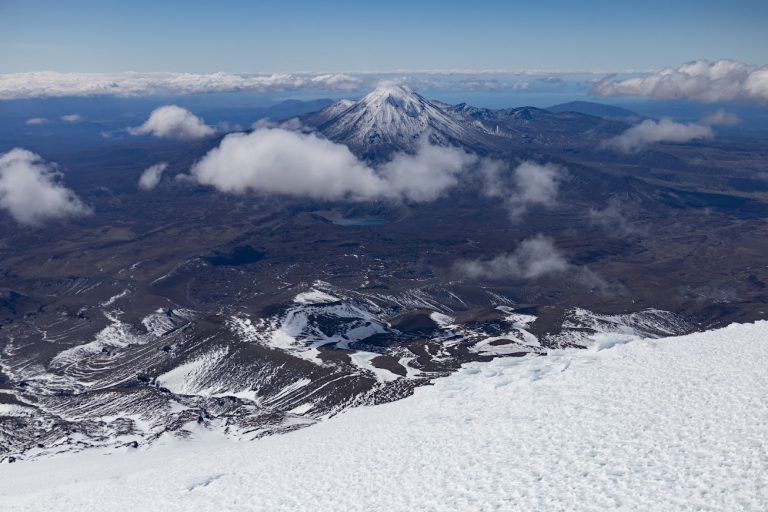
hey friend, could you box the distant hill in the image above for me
[547,101,641,121]
[262,98,335,120]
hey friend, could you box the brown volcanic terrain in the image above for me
[1,94,767,460]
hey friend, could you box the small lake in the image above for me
[330,218,389,226]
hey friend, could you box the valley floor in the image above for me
[1,323,767,511]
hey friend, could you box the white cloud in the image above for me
[188,128,477,202]
[0,71,541,100]
[250,117,307,132]
[455,234,612,291]
[592,59,768,103]
[455,235,569,280]
[190,129,386,199]
[605,118,713,153]
[420,78,531,91]
[700,109,740,126]
[589,198,644,237]
[138,162,169,191]
[0,71,363,99]
[0,148,90,226]
[129,105,214,140]
[481,160,564,220]
[308,73,363,91]
[25,117,48,125]
[61,114,82,122]
[378,139,477,202]
[371,75,531,92]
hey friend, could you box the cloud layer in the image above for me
[455,235,569,280]
[481,161,564,219]
[129,105,214,140]
[605,118,713,153]
[189,128,476,202]
[138,162,169,190]
[0,72,364,99]
[0,71,537,99]
[0,149,90,226]
[593,60,768,103]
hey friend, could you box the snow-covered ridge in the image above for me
[2,321,766,510]
[549,307,692,347]
[50,307,195,370]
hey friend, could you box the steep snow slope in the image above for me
[2,322,767,511]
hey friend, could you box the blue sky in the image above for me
[1,0,767,73]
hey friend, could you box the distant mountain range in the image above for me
[546,101,642,121]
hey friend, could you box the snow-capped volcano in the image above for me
[314,84,481,155]
[301,85,628,156]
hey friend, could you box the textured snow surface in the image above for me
[2,322,767,511]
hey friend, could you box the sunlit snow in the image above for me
[2,322,767,511]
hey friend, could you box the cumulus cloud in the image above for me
[61,114,82,122]
[190,129,384,199]
[188,128,477,202]
[129,105,214,140]
[592,59,768,103]
[455,235,613,292]
[482,160,564,220]
[0,149,90,226]
[455,235,569,280]
[605,118,713,153]
[308,74,362,91]
[700,109,740,126]
[25,117,48,125]
[378,139,477,202]
[138,162,169,191]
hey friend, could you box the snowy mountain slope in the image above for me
[301,98,356,125]
[311,85,489,155]
[2,321,766,511]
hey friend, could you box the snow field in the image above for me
[1,322,767,511]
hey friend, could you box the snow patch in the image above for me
[294,289,340,305]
